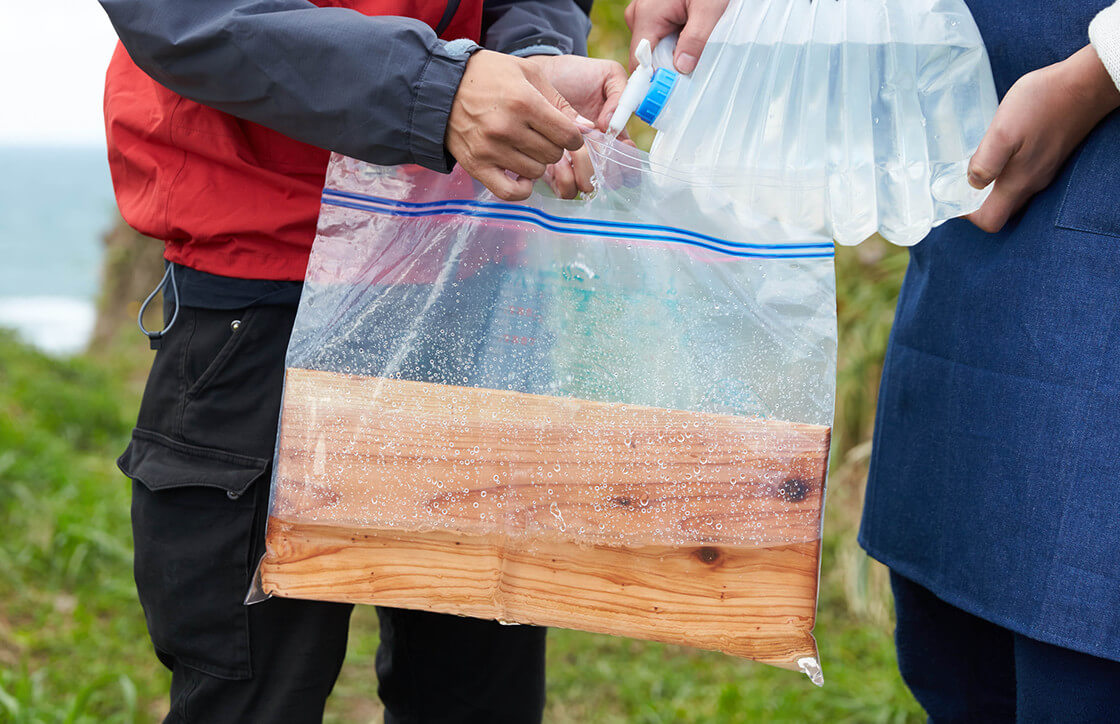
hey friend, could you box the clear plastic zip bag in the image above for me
[620,0,998,245]
[252,136,836,683]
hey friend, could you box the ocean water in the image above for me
[0,146,116,355]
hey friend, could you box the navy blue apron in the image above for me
[859,0,1120,662]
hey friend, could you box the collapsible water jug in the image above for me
[609,0,999,246]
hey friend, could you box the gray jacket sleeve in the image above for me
[98,0,591,173]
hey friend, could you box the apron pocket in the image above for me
[1055,116,1120,239]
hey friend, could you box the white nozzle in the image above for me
[606,35,681,137]
[607,38,655,137]
[651,32,678,70]
[635,37,654,68]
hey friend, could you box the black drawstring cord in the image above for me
[137,263,180,350]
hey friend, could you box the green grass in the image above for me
[0,332,159,723]
[0,238,920,723]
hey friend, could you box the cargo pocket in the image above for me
[119,428,269,680]
[178,305,293,457]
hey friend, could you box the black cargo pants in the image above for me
[118,303,547,723]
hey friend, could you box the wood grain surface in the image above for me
[270,368,829,548]
[261,522,821,670]
[261,368,830,671]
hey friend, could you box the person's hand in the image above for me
[522,55,629,132]
[447,50,595,201]
[521,54,629,198]
[967,45,1120,233]
[541,147,596,198]
[625,0,730,73]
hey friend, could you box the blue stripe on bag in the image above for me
[321,188,835,260]
[324,188,833,252]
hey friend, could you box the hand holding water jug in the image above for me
[619,0,1001,246]
[625,0,731,73]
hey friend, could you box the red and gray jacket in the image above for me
[99,0,591,281]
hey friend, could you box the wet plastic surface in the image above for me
[271,137,837,544]
[256,138,837,680]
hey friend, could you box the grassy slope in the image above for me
[0,252,918,723]
[0,1,921,719]
[0,333,163,722]
[0,243,918,724]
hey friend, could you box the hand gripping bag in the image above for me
[253,136,836,683]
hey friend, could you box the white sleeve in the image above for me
[1089,1,1120,89]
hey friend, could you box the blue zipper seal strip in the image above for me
[321,188,835,260]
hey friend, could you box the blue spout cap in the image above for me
[635,67,679,125]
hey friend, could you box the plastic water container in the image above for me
[608,0,999,246]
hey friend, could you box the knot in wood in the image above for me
[776,479,809,502]
[695,546,720,564]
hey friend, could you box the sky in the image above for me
[0,2,120,147]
